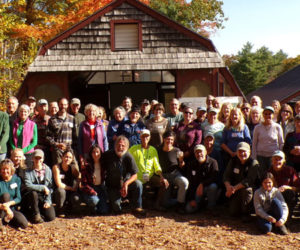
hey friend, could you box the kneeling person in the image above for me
[185,145,219,213]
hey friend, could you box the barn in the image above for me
[19,0,244,113]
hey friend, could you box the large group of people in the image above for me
[0,94,299,236]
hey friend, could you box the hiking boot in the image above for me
[133,207,146,216]
[277,225,288,235]
[33,213,44,224]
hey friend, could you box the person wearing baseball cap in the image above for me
[116,105,146,146]
[252,105,284,173]
[269,150,300,218]
[223,142,260,221]
[194,107,207,125]
[140,99,151,122]
[69,98,85,137]
[185,144,219,213]
[25,96,37,118]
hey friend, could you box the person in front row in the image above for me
[223,142,259,221]
[185,145,219,213]
[129,129,168,209]
[24,149,56,223]
[0,159,28,230]
[254,172,289,235]
[102,136,144,215]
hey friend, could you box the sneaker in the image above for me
[133,208,146,216]
[277,225,288,235]
[33,213,44,224]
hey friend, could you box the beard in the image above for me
[115,150,126,158]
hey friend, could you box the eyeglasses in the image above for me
[185,111,193,115]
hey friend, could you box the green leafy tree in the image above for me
[150,0,227,37]
[226,42,288,95]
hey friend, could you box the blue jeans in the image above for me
[107,180,143,213]
[81,184,109,214]
[162,170,189,207]
[186,183,218,213]
[257,198,283,234]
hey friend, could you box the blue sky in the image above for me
[211,0,300,57]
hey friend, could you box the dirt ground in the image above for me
[1,208,300,249]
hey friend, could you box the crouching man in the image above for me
[102,136,144,215]
[185,144,219,213]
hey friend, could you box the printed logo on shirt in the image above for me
[233,168,240,174]
[125,124,130,129]
[192,170,196,176]
[69,122,74,128]
[60,174,65,179]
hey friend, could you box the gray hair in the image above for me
[18,104,30,113]
[113,106,126,116]
[7,96,19,105]
[84,103,99,116]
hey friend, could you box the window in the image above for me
[111,20,142,51]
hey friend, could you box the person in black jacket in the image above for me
[185,144,219,213]
[223,142,260,220]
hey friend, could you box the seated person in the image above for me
[185,145,219,213]
[157,131,188,211]
[102,136,144,215]
[268,150,299,216]
[223,142,259,220]
[24,149,55,223]
[0,159,28,230]
[129,129,167,208]
[52,149,81,217]
[80,145,109,214]
[254,172,289,235]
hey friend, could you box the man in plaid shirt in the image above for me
[46,98,78,165]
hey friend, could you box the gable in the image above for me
[28,2,224,72]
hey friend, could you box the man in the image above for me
[69,98,85,137]
[165,98,183,129]
[103,136,144,214]
[6,96,19,125]
[194,107,207,125]
[122,96,133,116]
[49,101,59,117]
[206,95,215,110]
[140,99,151,122]
[33,99,51,165]
[25,96,37,118]
[0,111,10,161]
[185,144,219,213]
[129,129,168,208]
[46,98,77,165]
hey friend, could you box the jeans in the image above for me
[257,198,283,234]
[107,180,143,213]
[81,184,109,214]
[162,170,189,207]
[53,188,81,209]
[185,183,218,213]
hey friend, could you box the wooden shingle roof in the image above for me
[28,0,224,72]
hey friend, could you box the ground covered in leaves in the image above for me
[1,208,300,249]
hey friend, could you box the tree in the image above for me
[226,42,288,95]
[149,0,226,37]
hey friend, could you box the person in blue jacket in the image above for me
[117,105,146,146]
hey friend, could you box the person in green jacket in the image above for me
[0,111,10,161]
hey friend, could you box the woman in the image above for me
[218,102,232,125]
[80,145,109,214]
[157,131,188,211]
[174,106,202,160]
[247,106,262,138]
[254,172,288,235]
[283,114,300,172]
[223,142,259,220]
[252,106,284,172]
[98,106,109,132]
[53,149,80,217]
[78,104,108,163]
[11,149,27,192]
[145,103,170,149]
[277,103,294,138]
[116,105,146,146]
[268,150,299,217]
[221,108,252,166]
[272,100,281,122]
[107,106,126,150]
[24,149,55,223]
[201,108,225,152]
[241,102,251,124]
[9,104,37,166]
[0,159,28,229]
